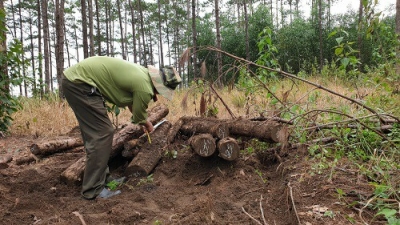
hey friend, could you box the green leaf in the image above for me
[377,208,397,219]
[336,37,344,45]
[335,47,343,56]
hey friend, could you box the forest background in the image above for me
[1,0,400,224]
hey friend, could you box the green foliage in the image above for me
[276,18,316,73]
[106,180,119,191]
[256,27,279,72]
[137,174,154,186]
[254,169,267,184]
[0,15,24,133]
[328,29,360,72]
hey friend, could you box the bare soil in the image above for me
[0,130,377,225]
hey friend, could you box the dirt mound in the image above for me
[0,134,374,225]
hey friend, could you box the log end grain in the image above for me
[189,133,216,157]
[217,137,240,161]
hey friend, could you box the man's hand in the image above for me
[141,120,154,133]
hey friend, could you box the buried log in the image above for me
[217,137,240,161]
[110,104,169,158]
[189,133,216,157]
[60,104,169,185]
[60,157,86,185]
[30,137,83,156]
[121,134,148,158]
[124,121,172,176]
[0,155,12,169]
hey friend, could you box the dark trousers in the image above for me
[62,77,114,199]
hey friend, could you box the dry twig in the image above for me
[287,182,301,225]
[241,206,263,225]
[72,211,87,225]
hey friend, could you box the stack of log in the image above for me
[169,116,289,162]
[21,104,289,185]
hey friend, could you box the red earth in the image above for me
[0,129,377,225]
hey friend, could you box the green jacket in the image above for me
[63,56,154,124]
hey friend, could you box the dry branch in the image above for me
[200,46,395,125]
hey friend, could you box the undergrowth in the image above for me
[7,65,400,224]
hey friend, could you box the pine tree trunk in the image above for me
[55,0,65,98]
[88,0,94,56]
[81,0,88,58]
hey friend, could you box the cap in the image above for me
[148,65,181,101]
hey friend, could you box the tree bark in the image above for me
[110,104,169,158]
[55,0,65,98]
[396,0,400,36]
[124,121,172,176]
[180,117,229,139]
[0,0,7,94]
[30,137,83,156]
[228,119,288,143]
[174,117,288,144]
[41,0,50,94]
[189,133,216,157]
[81,0,89,58]
[166,117,184,144]
[217,137,240,161]
[88,0,94,56]
[60,157,86,186]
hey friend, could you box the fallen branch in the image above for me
[259,195,268,225]
[241,206,263,225]
[201,46,395,126]
[287,182,301,225]
[72,211,87,225]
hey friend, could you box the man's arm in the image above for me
[128,94,154,133]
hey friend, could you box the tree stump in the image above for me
[189,133,216,157]
[217,137,240,161]
[124,121,171,177]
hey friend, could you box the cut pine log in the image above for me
[124,121,171,176]
[217,137,240,161]
[121,135,148,158]
[166,118,184,144]
[59,157,86,185]
[30,137,83,156]
[171,117,288,145]
[60,104,169,185]
[227,119,288,143]
[180,117,229,139]
[189,133,216,157]
[110,104,169,158]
